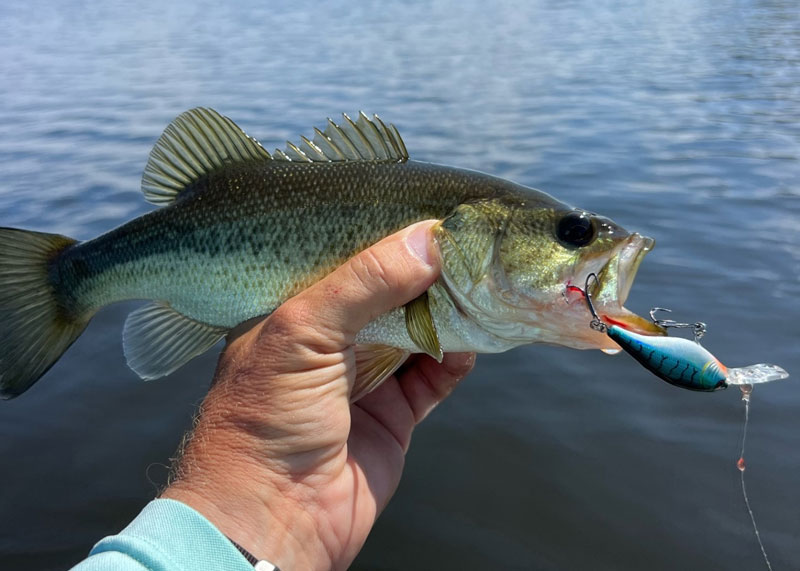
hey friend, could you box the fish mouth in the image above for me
[586,233,666,337]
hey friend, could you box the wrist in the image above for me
[161,428,335,571]
[161,487,308,570]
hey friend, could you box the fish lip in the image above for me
[615,233,654,305]
[589,233,665,336]
[589,233,653,303]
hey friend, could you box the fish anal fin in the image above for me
[352,344,409,402]
[404,291,443,362]
[123,302,227,380]
[142,108,271,206]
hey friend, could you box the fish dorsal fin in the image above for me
[123,301,227,380]
[274,112,408,163]
[351,344,409,402]
[141,108,271,205]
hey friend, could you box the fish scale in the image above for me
[62,161,483,323]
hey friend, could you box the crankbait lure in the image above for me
[582,274,788,392]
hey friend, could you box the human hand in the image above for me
[161,220,476,570]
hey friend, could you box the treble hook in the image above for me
[649,307,706,341]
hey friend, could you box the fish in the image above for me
[0,108,664,400]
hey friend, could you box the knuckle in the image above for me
[257,298,340,356]
[260,299,316,342]
[258,305,298,340]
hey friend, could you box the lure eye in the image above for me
[556,211,596,248]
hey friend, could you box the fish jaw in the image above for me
[499,231,664,351]
[560,232,666,350]
[592,233,654,310]
[595,233,665,333]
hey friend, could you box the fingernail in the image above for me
[405,221,436,267]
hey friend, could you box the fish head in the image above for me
[433,196,665,352]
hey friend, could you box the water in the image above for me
[0,1,798,569]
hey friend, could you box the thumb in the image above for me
[280,220,440,348]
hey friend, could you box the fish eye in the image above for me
[556,211,596,248]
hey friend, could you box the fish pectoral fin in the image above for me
[142,108,272,205]
[123,302,227,380]
[351,344,410,402]
[404,291,443,362]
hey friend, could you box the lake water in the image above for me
[0,1,798,569]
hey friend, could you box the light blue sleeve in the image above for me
[70,498,254,571]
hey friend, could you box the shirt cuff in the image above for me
[71,498,254,571]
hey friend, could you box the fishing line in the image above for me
[737,384,772,571]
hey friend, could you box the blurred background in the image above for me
[0,1,798,569]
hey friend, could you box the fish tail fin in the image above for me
[0,227,90,399]
[726,363,789,386]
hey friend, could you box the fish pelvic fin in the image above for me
[274,111,408,163]
[352,344,409,402]
[123,302,227,380]
[0,228,90,399]
[141,108,272,206]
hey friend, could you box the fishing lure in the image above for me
[582,274,788,392]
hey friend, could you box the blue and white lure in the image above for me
[582,273,789,392]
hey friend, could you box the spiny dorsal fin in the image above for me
[275,112,408,163]
[142,108,271,206]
